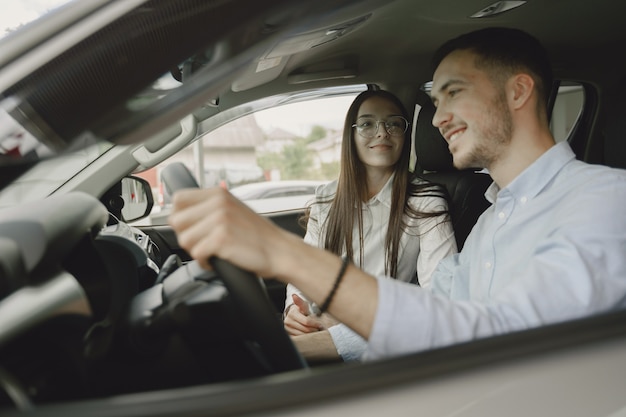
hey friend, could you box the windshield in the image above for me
[0,0,365,213]
[0,0,73,39]
[0,0,77,167]
[0,0,319,178]
[0,140,112,210]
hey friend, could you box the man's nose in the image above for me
[432,105,449,129]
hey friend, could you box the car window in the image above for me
[138,87,364,225]
[551,82,585,142]
[0,0,73,39]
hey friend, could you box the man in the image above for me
[169,27,626,361]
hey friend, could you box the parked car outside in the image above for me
[204,163,266,189]
[230,180,325,200]
[229,180,326,214]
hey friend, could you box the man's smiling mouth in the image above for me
[446,127,465,143]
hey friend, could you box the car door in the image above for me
[131,87,364,312]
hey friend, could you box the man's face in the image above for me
[430,49,513,170]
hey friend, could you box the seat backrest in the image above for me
[603,78,626,170]
[412,91,492,249]
[160,161,200,199]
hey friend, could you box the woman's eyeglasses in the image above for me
[352,116,409,138]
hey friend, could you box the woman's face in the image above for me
[353,96,406,175]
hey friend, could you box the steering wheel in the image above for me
[209,257,307,372]
[158,164,306,372]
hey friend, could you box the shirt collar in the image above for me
[368,173,395,208]
[485,141,576,203]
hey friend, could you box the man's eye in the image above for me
[448,89,460,97]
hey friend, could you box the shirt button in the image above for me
[498,212,505,219]
[520,196,528,204]
[485,262,492,269]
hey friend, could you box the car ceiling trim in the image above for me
[131,115,198,169]
[287,68,358,84]
[470,1,527,18]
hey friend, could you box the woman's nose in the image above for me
[375,121,389,137]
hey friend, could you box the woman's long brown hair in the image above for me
[304,90,449,278]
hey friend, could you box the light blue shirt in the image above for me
[364,142,626,360]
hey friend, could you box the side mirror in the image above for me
[120,176,154,223]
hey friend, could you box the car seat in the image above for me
[602,78,626,170]
[412,91,492,249]
[160,161,200,200]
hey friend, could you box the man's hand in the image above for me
[169,188,299,277]
[168,187,378,341]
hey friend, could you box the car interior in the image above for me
[1,0,626,415]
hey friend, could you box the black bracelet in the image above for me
[317,256,349,316]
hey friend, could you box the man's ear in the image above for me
[509,73,535,110]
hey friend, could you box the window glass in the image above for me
[138,89,364,225]
[550,83,585,142]
[1,0,72,39]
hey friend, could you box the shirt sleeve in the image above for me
[364,173,626,361]
[284,188,324,314]
[413,194,458,289]
[328,324,368,362]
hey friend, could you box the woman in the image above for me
[283,90,457,362]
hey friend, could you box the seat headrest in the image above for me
[413,91,454,172]
[604,78,626,169]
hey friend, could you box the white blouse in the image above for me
[284,175,457,361]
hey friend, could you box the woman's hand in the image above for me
[284,294,339,335]
[284,294,324,335]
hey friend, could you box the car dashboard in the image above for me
[0,191,300,408]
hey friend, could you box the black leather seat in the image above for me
[602,78,626,170]
[412,92,492,249]
[160,161,200,199]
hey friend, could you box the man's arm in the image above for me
[169,188,379,340]
[291,331,342,364]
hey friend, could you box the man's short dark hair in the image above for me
[432,27,553,107]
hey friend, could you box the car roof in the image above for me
[2,1,626,416]
[2,0,625,177]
